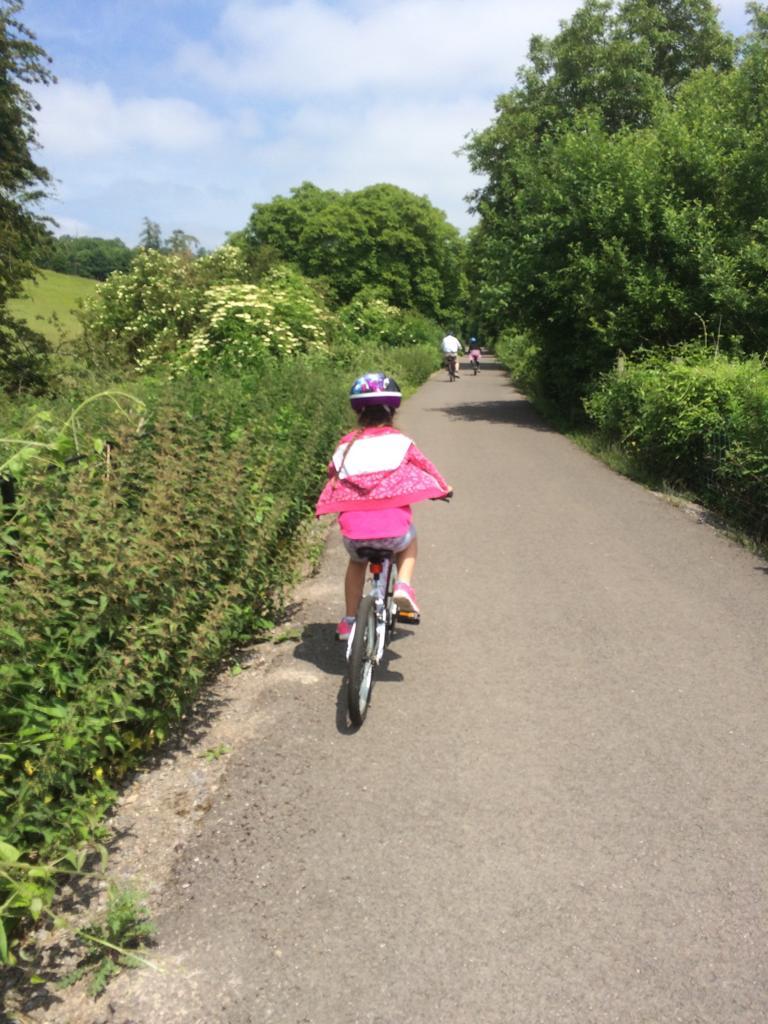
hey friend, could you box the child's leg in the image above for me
[344,558,367,616]
[395,536,417,585]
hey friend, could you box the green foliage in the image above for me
[58,885,155,996]
[465,0,755,408]
[137,220,202,257]
[163,228,200,257]
[0,0,54,308]
[138,217,162,251]
[0,836,112,967]
[365,339,443,388]
[514,0,733,135]
[494,329,546,400]
[0,329,438,956]
[0,1,55,394]
[0,389,145,479]
[336,292,441,353]
[79,245,248,367]
[201,744,231,762]
[164,265,332,374]
[0,316,51,395]
[239,181,467,322]
[0,840,57,963]
[38,236,134,281]
[585,345,768,538]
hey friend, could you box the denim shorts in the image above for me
[342,524,417,563]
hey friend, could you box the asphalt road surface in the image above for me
[90,362,768,1024]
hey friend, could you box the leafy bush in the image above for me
[584,345,768,538]
[164,265,333,374]
[0,316,51,395]
[338,293,439,348]
[380,343,442,387]
[0,328,440,958]
[0,360,351,952]
[79,246,248,368]
[494,329,545,399]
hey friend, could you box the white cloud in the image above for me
[176,0,576,98]
[240,94,489,229]
[35,80,224,157]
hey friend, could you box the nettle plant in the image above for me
[167,265,333,374]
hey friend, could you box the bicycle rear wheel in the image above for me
[347,594,376,726]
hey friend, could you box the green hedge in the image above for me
[0,343,441,955]
[584,346,768,540]
[494,329,546,402]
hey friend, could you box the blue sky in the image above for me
[21,0,753,250]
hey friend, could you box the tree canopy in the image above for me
[38,235,134,280]
[464,0,768,408]
[238,182,466,323]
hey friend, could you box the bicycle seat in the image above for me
[354,545,395,561]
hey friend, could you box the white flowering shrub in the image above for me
[79,245,249,368]
[170,265,332,374]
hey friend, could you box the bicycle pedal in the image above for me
[396,610,421,625]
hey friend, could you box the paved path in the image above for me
[98,363,768,1023]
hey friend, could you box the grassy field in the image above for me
[7,269,100,341]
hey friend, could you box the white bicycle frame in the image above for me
[346,554,396,664]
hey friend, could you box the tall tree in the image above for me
[164,228,200,258]
[0,0,55,392]
[465,0,737,407]
[240,182,466,322]
[138,217,162,250]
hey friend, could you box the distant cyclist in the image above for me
[468,337,481,372]
[441,332,463,379]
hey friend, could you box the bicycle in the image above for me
[345,495,452,727]
[445,353,458,382]
[345,546,414,726]
[469,352,480,375]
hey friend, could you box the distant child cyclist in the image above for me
[316,373,452,641]
[468,337,481,372]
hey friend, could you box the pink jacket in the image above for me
[315,426,450,515]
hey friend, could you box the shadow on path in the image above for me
[428,396,553,431]
[292,622,411,735]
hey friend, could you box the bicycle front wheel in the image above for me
[347,595,376,726]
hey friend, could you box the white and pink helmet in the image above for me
[349,372,402,412]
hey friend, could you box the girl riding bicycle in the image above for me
[316,373,452,640]
[468,337,481,372]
